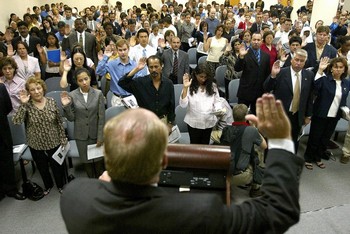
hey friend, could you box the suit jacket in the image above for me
[303,43,337,73]
[12,35,42,59]
[249,23,266,34]
[0,83,13,147]
[63,88,105,141]
[62,31,98,65]
[235,49,270,102]
[264,67,314,126]
[160,48,189,84]
[60,149,304,234]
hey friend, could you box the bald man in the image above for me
[60,97,304,233]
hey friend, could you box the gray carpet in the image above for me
[1,135,350,233]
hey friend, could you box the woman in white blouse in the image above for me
[11,41,41,80]
[180,63,220,144]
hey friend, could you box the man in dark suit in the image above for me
[11,21,42,59]
[264,49,314,151]
[235,32,270,114]
[60,94,304,234]
[61,18,98,65]
[0,83,26,201]
[159,36,189,84]
[303,26,337,74]
[250,12,265,34]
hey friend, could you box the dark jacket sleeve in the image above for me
[118,73,135,93]
[263,75,278,93]
[222,149,304,234]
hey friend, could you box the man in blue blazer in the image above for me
[264,49,314,151]
[60,94,304,234]
[303,26,337,74]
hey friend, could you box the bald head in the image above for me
[104,109,168,184]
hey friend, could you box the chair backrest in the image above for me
[175,105,188,132]
[45,77,67,93]
[106,91,113,108]
[105,106,127,123]
[7,115,26,145]
[188,48,197,69]
[347,91,350,107]
[46,91,64,116]
[174,84,183,107]
[197,56,207,65]
[228,79,240,104]
[215,65,227,91]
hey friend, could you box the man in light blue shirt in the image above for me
[96,39,145,106]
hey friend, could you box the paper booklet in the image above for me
[122,95,139,109]
[13,144,27,154]
[168,125,181,143]
[87,144,104,160]
[196,42,208,55]
[52,142,71,165]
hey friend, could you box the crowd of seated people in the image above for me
[1,0,350,203]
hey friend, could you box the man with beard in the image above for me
[119,55,175,133]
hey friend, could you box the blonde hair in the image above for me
[25,76,47,94]
[104,109,168,184]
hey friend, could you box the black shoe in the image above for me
[321,151,333,160]
[6,192,26,200]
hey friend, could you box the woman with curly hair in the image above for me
[180,63,220,144]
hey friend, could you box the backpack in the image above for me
[22,180,44,201]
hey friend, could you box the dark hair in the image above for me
[328,57,348,80]
[42,17,53,29]
[45,32,59,48]
[262,31,274,42]
[289,36,302,46]
[128,19,136,25]
[190,63,215,96]
[70,46,88,70]
[316,26,330,34]
[146,55,162,67]
[17,21,29,29]
[337,35,350,48]
[73,67,91,82]
[0,57,18,75]
[57,21,66,28]
[105,36,117,45]
[137,28,149,38]
[214,24,225,34]
[15,40,29,51]
[231,38,242,48]
[199,21,209,32]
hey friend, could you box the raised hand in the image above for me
[136,57,147,70]
[246,94,291,140]
[279,49,289,62]
[60,91,71,106]
[98,50,104,61]
[7,44,14,56]
[129,36,136,47]
[318,57,329,73]
[63,59,72,72]
[60,50,67,61]
[19,89,30,104]
[4,31,13,43]
[36,44,44,54]
[158,38,166,48]
[238,43,249,57]
[104,45,113,57]
[183,73,192,88]
[271,60,281,78]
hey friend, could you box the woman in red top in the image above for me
[260,31,278,70]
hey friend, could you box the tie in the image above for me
[142,48,147,58]
[79,33,83,44]
[24,39,28,46]
[254,50,260,64]
[291,72,300,114]
[257,24,261,33]
[173,52,178,78]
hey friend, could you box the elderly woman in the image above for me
[13,77,67,195]
[11,41,41,80]
[0,57,25,114]
[304,57,350,169]
[61,68,105,178]
[180,63,220,144]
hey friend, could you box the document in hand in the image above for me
[52,142,71,165]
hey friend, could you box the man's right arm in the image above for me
[223,94,304,233]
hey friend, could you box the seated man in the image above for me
[220,104,267,197]
[60,94,304,234]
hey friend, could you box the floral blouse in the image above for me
[13,97,67,150]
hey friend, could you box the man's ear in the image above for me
[161,153,168,169]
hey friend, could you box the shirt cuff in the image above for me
[268,139,295,154]
[315,72,325,81]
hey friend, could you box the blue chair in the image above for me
[228,79,240,106]
[198,56,207,65]
[188,48,197,70]
[174,84,183,107]
[105,106,127,123]
[175,105,190,144]
[45,77,68,93]
[215,65,227,95]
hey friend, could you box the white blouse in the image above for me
[13,55,41,80]
[180,86,220,129]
